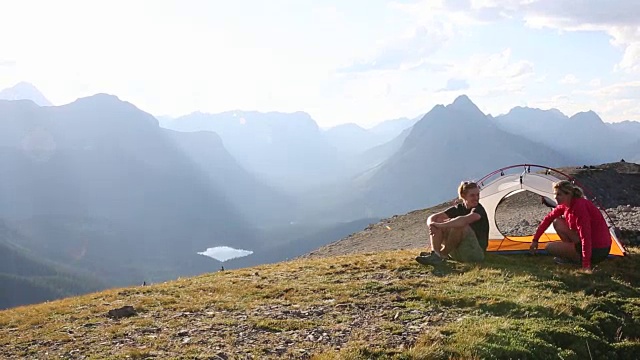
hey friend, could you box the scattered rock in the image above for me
[140,327,161,334]
[107,306,136,319]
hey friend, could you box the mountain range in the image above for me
[0,94,270,289]
[327,95,574,220]
[0,81,639,308]
[165,112,422,192]
[492,107,639,164]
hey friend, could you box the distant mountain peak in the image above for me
[571,110,603,124]
[446,94,485,118]
[63,93,159,128]
[84,93,121,101]
[548,108,567,118]
[71,93,126,108]
[505,106,568,120]
[452,94,474,107]
[0,81,53,106]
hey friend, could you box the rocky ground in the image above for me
[305,162,640,259]
[4,247,639,359]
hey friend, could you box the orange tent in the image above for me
[477,164,626,256]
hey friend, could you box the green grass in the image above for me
[0,248,639,359]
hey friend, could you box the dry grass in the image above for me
[1,248,639,359]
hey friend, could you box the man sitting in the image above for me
[416,181,489,265]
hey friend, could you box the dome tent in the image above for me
[477,164,626,257]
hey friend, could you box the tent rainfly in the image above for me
[477,164,626,257]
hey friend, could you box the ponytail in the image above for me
[572,185,584,198]
[553,180,584,199]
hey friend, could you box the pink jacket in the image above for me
[533,197,611,268]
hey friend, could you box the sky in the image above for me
[1,0,640,128]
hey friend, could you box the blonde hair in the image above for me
[458,181,479,200]
[553,180,584,199]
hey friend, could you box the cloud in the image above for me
[475,82,526,98]
[559,74,580,85]
[0,59,16,67]
[507,61,535,78]
[616,42,640,73]
[521,1,640,28]
[548,80,640,122]
[423,0,640,28]
[580,80,640,99]
[392,0,520,24]
[534,75,548,83]
[385,83,392,96]
[338,25,452,73]
[452,48,534,81]
[515,2,640,72]
[438,78,470,92]
[432,48,534,100]
[407,0,640,73]
[311,6,345,25]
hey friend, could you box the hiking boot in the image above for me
[419,251,449,258]
[415,253,445,266]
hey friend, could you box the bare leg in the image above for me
[427,213,449,254]
[553,218,579,243]
[546,242,580,261]
[441,227,464,257]
[430,227,445,254]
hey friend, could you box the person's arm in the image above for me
[434,212,480,229]
[532,206,564,242]
[429,205,460,225]
[573,201,593,269]
[427,210,450,225]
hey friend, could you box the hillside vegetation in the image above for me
[1,248,638,359]
[0,237,104,310]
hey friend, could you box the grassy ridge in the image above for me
[1,249,639,359]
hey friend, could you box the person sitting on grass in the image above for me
[529,180,612,273]
[416,181,489,265]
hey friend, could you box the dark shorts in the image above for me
[575,243,610,264]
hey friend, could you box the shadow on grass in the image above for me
[482,251,640,298]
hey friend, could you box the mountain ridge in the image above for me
[0,95,265,290]
[0,82,53,107]
[339,95,573,220]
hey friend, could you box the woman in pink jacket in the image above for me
[530,180,611,272]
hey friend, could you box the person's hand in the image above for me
[529,240,539,255]
[429,222,440,235]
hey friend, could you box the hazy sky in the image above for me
[1,0,640,127]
